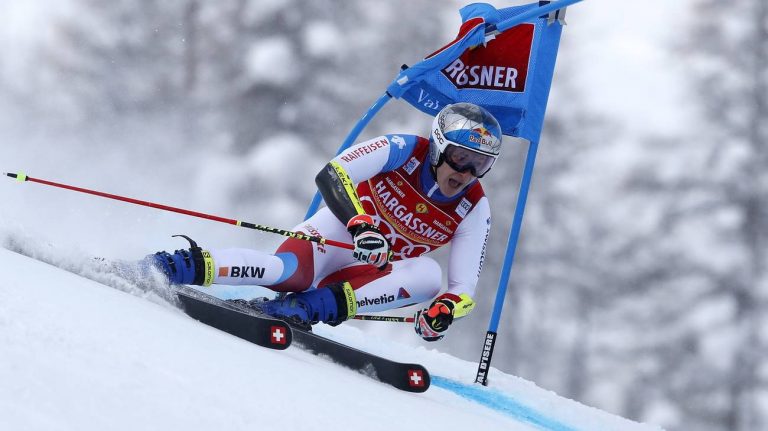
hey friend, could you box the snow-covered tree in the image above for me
[599,1,768,429]
[667,2,766,429]
[31,0,450,220]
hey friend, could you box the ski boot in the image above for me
[259,281,357,328]
[147,235,214,286]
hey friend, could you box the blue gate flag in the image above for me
[382,0,576,386]
[389,1,570,143]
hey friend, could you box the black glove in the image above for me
[346,214,391,269]
[414,295,456,342]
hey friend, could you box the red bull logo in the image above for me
[469,126,497,147]
[473,126,493,138]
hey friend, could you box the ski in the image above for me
[174,285,292,350]
[291,326,431,393]
[173,286,430,392]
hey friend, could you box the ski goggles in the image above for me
[442,144,496,178]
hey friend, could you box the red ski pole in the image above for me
[4,172,354,250]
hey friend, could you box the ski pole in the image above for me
[3,172,354,250]
[352,315,415,323]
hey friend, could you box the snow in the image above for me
[0,243,663,431]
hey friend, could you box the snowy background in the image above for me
[1,1,766,431]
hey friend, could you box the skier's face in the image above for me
[435,162,476,197]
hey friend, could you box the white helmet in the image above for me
[429,103,502,178]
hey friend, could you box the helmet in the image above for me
[429,103,502,178]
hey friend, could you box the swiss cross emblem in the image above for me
[270,326,287,345]
[408,369,425,388]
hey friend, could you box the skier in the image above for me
[149,102,502,341]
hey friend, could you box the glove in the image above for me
[414,294,458,342]
[346,214,391,269]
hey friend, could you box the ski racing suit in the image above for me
[202,134,491,316]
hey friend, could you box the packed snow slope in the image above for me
[0,245,663,431]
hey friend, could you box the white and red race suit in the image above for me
[207,135,492,314]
